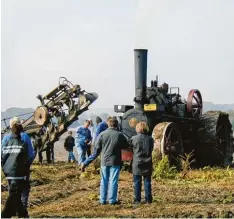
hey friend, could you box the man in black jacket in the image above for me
[81,118,129,205]
[64,131,76,162]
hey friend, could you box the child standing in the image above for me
[64,131,76,162]
[131,122,154,204]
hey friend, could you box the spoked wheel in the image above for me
[187,89,203,119]
[152,122,183,166]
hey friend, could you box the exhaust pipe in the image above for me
[134,49,148,110]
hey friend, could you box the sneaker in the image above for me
[99,202,106,205]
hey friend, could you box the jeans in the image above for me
[2,179,30,218]
[68,151,76,162]
[100,166,120,204]
[83,148,99,167]
[133,175,152,203]
[76,145,87,164]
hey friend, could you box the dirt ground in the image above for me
[1,162,234,218]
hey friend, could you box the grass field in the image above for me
[1,161,234,218]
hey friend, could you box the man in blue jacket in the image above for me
[94,116,109,142]
[1,117,34,218]
[75,120,92,165]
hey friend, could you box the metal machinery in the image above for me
[115,49,234,167]
[2,77,98,151]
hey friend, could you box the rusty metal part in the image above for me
[187,89,203,119]
[152,122,183,166]
[197,111,233,167]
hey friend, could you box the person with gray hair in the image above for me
[1,117,34,218]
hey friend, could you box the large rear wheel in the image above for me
[152,122,183,166]
[197,111,234,166]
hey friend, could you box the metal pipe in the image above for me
[134,49,148,110]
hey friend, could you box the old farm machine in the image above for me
[115,49,233,167]
[2,77,98,152]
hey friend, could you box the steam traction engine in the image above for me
[115,49,233,167]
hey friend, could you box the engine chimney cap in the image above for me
[134,49,148,52]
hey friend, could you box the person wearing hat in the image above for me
[1,117,34,218]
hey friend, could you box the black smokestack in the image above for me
[134,49,148,110]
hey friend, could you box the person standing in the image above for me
[1,117,34,218]
[64,131,76,162]
[33,132,43,164]
[75,120,92,165]
[131,122,154,204]
[81,118,129,205]
[94,116,110,142]
[87,118,95,156]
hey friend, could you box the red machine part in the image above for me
[187,89,203,119]
[121,150,133,161]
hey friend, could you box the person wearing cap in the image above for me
[64,130,76,163]
[75,120,92,165]
[1,117,34,218]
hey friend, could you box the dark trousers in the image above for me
[34,146,43,163]
[1,179,30,218]
[38,151,43,163]
[86,144,91,157]
[46,143,54,163]
[133,175,152,203]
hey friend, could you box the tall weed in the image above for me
[153,156,178,179]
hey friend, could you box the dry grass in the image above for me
[1,162,234,218]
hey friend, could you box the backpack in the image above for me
[1,134,29,178]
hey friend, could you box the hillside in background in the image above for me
[1,102,233,129]
[1,107,34,128]
[203,102,234,112]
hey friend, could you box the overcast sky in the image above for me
[1,0,234,111]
